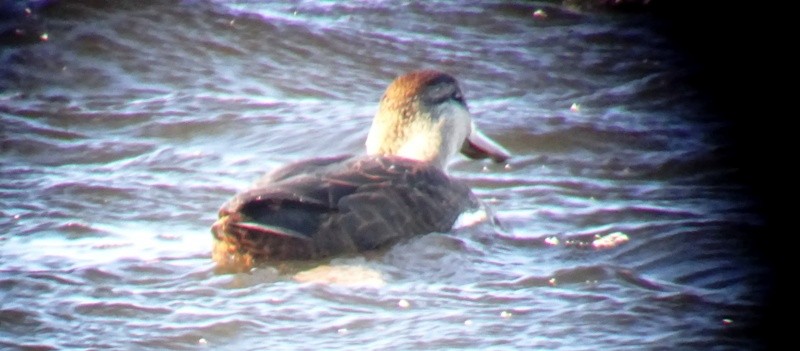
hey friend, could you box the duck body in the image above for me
[212,154,478,266]
[212,70,510,270]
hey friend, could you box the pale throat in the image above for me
[366,103,472,168]
[395,124,443,164]
[366,117,445,164]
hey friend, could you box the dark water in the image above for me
[0,1,773,350]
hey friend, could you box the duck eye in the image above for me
[426,86,449,103]
[452,90,464,103]
[426,85,464,105]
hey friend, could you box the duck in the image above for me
[211,70,510,270]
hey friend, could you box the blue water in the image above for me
[0,1,772,350]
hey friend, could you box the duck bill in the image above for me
[461,125,511,163]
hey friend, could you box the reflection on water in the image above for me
[1,0,772,350]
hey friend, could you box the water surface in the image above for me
[1,1,770,350]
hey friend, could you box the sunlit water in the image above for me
[1,1,770,350]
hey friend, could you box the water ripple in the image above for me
[0,0,769,350]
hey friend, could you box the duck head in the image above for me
[366,70,510,168]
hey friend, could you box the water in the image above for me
[1,1,772,350]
